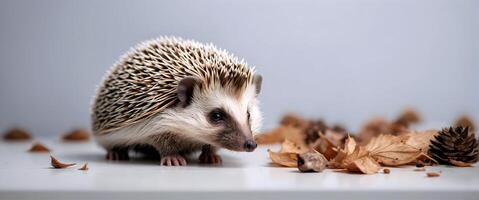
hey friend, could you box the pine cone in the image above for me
[428,127,479,165]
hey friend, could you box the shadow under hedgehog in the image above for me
[91,37,263,166]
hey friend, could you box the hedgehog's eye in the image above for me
[209,109,225,123]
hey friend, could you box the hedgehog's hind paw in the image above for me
[106,149,129,161]
[160,154,187,166]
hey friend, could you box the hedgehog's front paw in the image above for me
[199,152,222,164]
[160,154,187,166]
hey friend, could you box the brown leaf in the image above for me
[395,108,421,126]
[327,137,381,174]
[454,115,476,132]
[255,127,286,144]
[345,155,381,174]
[3,128,32,141]
[365,134,423,166]
[268,150,299,167]
[268,139,310,167]
[402,130,438,153]
[51,156,76,169]
[28,143,50,153]
[280,113,310,128]
[78,163,89,171]
[357,117,389,144]
[449,159,472,167]
[311,135,337,160]
[298,151,328,172]
[280,139,309,154]
[426,172,440,177]
[62,129,90,141]
[328,136,357,169]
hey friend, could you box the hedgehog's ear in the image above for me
[177,76,198,108]
[253,74,262,95]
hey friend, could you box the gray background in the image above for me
[0,0,478,136]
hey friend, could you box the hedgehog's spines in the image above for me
[92,37,257,135]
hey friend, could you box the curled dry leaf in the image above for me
[328,137,381,174]
[426,172,440,177]
[298,151,328,172]
[62,129,90,141]
[268,150,299,167]
[312,135,337,160]
[28,143,50,153]
[51,156,76,169]
[78,163,89,171]
[268,139,309,167]
[3,128,32,141]
[328,136,357,169]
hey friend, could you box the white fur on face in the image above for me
[94,83,262,149]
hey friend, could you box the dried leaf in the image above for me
[345,155,381,174]
[268,139,310,167]
[51,156,76,169]
[449,159,472,167]
[414,168,426,172]
[365,134,423,166]
[3,128,32,141]
[268,150,298,167]
[78,163,89,171]
[281,139,309,154]
[280,113,310,128]
[328,136,357,168]
[327,137,381,174]
[454,115,476,132]
[402,130,438,153]
[426,172,440,177]
[255,127,286,144]
[311,135,337,160]
[298,152,328,172]
[62,129,90,141]
[395,108,421,126]
[28,143,50,153]
[357,117,389,144]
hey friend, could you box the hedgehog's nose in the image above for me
[244,140,257,152]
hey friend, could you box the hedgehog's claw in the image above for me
[160,155,187,166]
[199,152,222,164]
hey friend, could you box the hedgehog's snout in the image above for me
[243,140,257,152]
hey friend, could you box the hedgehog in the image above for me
[91,37,263,166]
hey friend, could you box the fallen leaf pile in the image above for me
[62,129,90,141]
[260,109,478,175]
[3,128,32,141]
[28,143,50,153]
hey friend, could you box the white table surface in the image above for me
[0,138,478,200]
